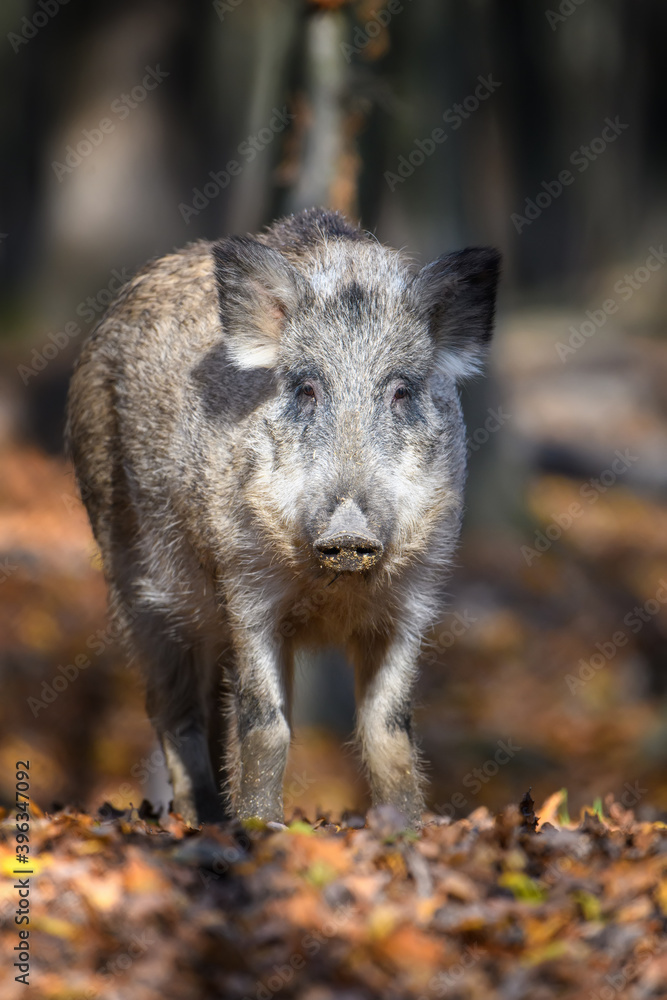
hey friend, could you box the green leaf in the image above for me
[591,797,604,820]
[498,871,547,903]
[556,788,570,826]
[288,820,314,835]
[572,889,602,922]
[304,860,337,887]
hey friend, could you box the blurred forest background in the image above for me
[0,0,666,824]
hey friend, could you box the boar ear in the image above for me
[412,247,501,381]
[213,237,303,369]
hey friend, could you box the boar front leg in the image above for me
[353,635,425,827]
[228,633,292,824]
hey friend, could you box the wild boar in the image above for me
[66,207,500,827]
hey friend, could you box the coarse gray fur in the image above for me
[66,207,500,827]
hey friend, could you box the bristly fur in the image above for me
[66,207,501,827]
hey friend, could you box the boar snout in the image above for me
[313,499,383,572]
[314,532,384,572]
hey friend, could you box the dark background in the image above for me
[1,0,666,823]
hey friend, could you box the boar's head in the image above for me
[213,233,500,578]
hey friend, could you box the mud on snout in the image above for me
[311,498,385,573]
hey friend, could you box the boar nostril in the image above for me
[313,533,383,572]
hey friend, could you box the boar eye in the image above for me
[301,384,316,399]
[392,385,409,403]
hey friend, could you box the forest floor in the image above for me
[2,793,667,999]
